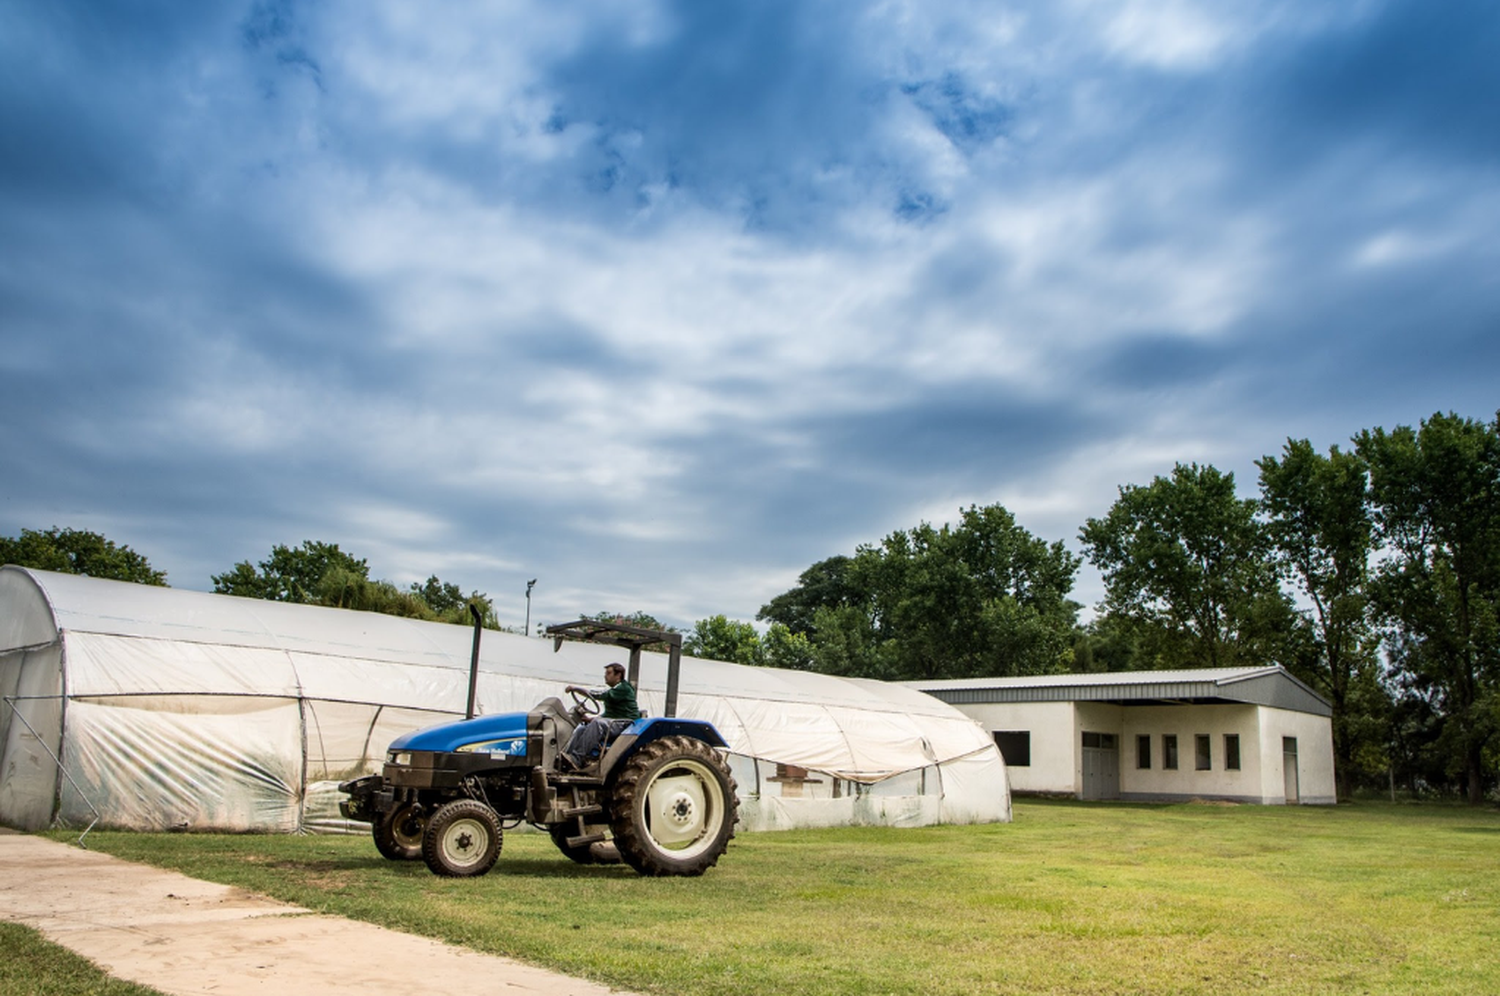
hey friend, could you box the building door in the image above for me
[1282,736,1300,804]
[1082,732,1120,800]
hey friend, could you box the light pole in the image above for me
[524,579,537,636]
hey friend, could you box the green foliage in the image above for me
[757,555,855,634]
[0,526,166,585]
[211,541,497,628]
[399,576,498,628]
[760,622,815,670]
[682,617,816,669]
[684,614,763,664]
[1258,439,1383,795]
[316,568,434,619]
[1358,411,1500,804]
[212,540,368,602]
[1070,613,1147,673]
[411,575,466,614]
[762,504,1080,680]
[1081,463,1292,670]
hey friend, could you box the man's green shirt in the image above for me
[596,680,640,721]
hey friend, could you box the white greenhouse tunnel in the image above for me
[0,567,1011,835]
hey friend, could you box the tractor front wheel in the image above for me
[422,799,502,877]
[607,736,737,876]
[372,801,426,861]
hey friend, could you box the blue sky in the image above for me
[2,0,1496,631]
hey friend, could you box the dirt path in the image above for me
[0,829,636,996]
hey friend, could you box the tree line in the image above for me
[0,532,499,629]
[702,411,1500,804]
[4,410,1496,801]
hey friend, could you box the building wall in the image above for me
[1116,703,1266,803]
[1259,706,1337,805]
[949,701,1076,795]
[943,697,1336,805]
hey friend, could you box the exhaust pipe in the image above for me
[466,602,482,719]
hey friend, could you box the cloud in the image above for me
[2,0,1498,630]
[1264,0,1500,160]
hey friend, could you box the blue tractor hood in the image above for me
[389,711,531,754]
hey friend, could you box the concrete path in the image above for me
[0,829,636,996]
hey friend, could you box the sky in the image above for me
[2,0,1497,633]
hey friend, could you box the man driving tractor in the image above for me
[560,662,641,770]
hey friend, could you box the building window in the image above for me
[993,731,1031,767]
[1195,734,1212,770]
[1137,734,1151,769]
[1224,734,1241,770]
[1163,734,1178,770]
[1082,732,1117,750]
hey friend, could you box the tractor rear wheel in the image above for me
[607,736,737,876]
[372,801,426,861]
[423,799,502,877]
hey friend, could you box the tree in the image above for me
[757,556,856,636]
[1358,412,1500,804]
[1070,614,1147,674]
[212,541,368,602]
[684,615,763,665]
[317,568,434,619]
[408,576,498,627]
[212,542,498,628]
[760,623,815,670]
[680,617,816,670]
[0,526,167,585]
[412,576,467,614]
[761,504,1080,680]
[1080,463,1291,669]
[1258,439,1382,796]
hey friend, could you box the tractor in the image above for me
[339,618,738,877]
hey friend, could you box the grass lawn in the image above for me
[0,921,167,996]
[54,799,1500,996]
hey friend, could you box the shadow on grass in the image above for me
[487,858,640,878]
[314,854,641,880]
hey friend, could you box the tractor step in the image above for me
[561,803,603,819]
[551,773,605,787]
[565,831,607,849]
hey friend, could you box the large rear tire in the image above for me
[372,801,426,861]
[423,799,502,877]
[607,736,737,876]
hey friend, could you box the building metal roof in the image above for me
[907,665,1332,717]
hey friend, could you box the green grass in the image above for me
[53,799,1500,996]
[0,921,167,996]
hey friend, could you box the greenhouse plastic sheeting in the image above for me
[59,697,304,831]
[0,567,1009,833]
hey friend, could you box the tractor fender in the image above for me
[598,717,728,779]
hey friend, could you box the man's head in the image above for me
[604,663,625,686]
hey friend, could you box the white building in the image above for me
[908,667,1335,805]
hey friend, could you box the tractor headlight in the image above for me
[388,751,412,766]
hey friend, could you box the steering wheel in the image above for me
[568,686,601,720]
